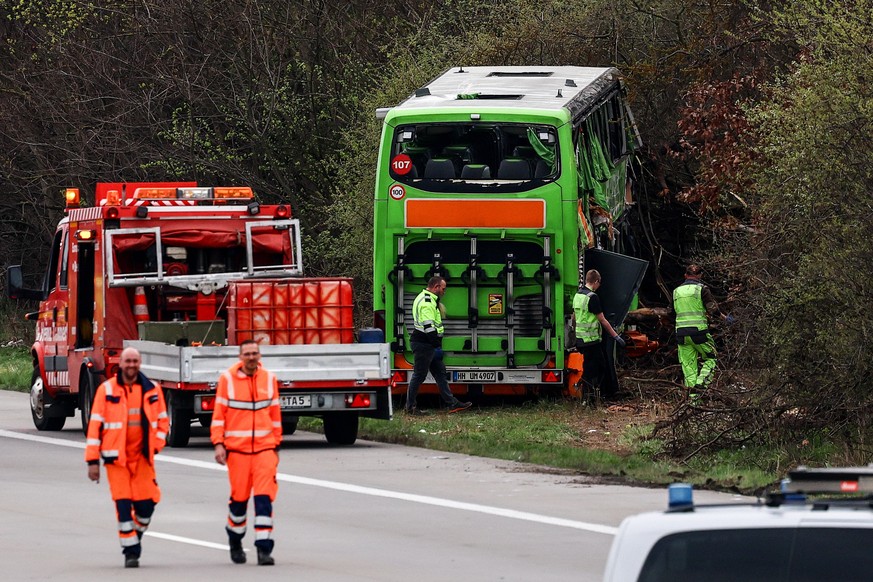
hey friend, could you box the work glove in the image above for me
[725,314,736,326]
[613,335,626,348]
[433,347,444,361]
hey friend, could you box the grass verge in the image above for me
[299,401,780,493]
[0,346,31,391]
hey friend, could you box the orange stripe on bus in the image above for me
[405,199,545,228]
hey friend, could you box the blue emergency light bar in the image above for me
[668,483,694,508]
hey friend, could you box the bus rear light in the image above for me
[391,371,407,384]
[65,188,80,207]
[200,396,215,411]
[274,205,290,219]
[344,394,371,408]
[541,370,562,383]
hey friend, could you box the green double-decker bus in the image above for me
[373,66,647,399]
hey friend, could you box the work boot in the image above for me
[229,540,246,564]
[447,400,472,413]
[404,407,428,416]
[257,547,275,566]
[124,554,139,569]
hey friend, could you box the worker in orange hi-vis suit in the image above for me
[85,347,169,569]
[211,339,282,566]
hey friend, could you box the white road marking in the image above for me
[143,531,241,551]
[0,429,619,537]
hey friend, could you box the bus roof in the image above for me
[387,66,620,119]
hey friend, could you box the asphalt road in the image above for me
[0,390,740,580]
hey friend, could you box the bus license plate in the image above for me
[280,395,312,409]
[453,371,497,382]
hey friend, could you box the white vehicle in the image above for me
[603,467,873,581]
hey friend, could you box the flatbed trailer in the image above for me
[129,339,392,445]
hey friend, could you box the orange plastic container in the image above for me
[228,278,354,345]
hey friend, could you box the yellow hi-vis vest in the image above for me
[412,289,444,336]
[673,282,708,332]
[573,288,601,344]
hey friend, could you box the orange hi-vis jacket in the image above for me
[211,362,282,453]
[85,372,169,466]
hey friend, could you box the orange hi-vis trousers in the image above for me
[225,449,278,552]
[106,459,160,555]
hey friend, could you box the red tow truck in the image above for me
[7,183,392,446]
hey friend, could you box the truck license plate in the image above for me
[280,395,312,409]
[452,371,497,382]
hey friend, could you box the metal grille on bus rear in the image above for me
[403,292,544,338]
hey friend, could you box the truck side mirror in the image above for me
[6,265,45,301]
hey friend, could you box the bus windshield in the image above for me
[389,123,559,193]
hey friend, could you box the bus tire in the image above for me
[165,389,192,448]
[31,368,66,431]
[323,413,358,445]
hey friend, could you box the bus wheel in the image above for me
[165,389,192,448]
[31,368,66,431]
[323,413,358,445]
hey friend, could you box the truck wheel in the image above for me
[281,415,299,436]
[79,369,97,434]
[323,413,358,445]
[30,368,66,431]
[165,389,192,448]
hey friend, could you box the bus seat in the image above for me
[404,145,433,175]
[534,159,551,178]
[512,145,536,159]
[460,164,492,179]
[404,145,433,160]
[443,145,473,162]
[497,158,532,180]
[424,158,457,179]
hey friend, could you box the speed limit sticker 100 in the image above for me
[389,184,406,200]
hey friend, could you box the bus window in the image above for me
[390,123,558,193]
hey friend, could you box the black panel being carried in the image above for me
[583,248,647,330]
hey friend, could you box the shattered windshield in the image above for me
[389,123,559,193]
